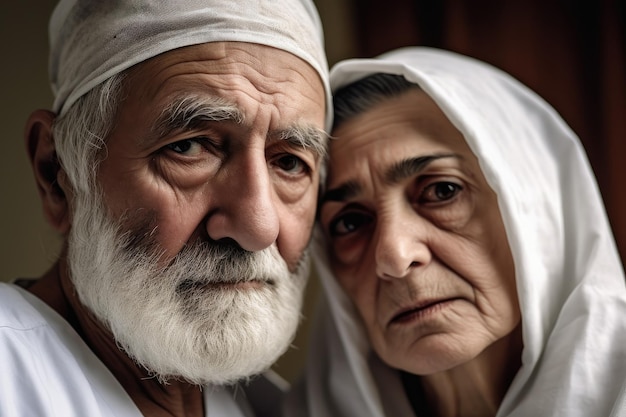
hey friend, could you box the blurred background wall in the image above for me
[1,0,624,383]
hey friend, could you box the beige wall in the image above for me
[0,0,356,383]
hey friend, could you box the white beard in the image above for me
[67,193,309,385]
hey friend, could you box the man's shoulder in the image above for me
[0,282,141,416]
[0,281,48,330]
[0,281,83,382]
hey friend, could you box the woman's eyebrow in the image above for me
[385,153,458,184]
[320,153,459,206]
[320,180,362,204]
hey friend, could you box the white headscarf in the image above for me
[48,0,331,129]
[285,47,626,417]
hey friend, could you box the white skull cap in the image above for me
[49,0,331,128]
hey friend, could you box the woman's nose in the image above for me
[374,208,431,280]
[205,153,279,252]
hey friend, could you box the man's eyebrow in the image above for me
[149,95,243,142]
[274,125,329,160]
[320,180,362,204]
[385,153,458,184]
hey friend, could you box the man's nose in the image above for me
[205,152,279,252]
[374,208,431,280]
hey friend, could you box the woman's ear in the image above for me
[25,110,72,234]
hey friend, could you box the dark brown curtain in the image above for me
[349,0,626,260]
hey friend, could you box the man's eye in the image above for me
[274,154,308,174]
[165,139,203,156]
[420,181,462,203]
[329,212,372,237]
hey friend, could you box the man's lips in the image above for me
[388,298,458,326]
[205,280,266,290]
[178,278,271,293]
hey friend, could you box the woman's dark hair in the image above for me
[332,73,419,130]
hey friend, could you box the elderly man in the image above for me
[0,1,330,416]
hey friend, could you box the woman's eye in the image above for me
[420,181,462,203]
[274,154,308,175]
[329,211,372,237]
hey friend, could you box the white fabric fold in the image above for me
[286,47,626,417]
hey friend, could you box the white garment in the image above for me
[285,47,626,417]
[0,283,284,417]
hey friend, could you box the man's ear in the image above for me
[25,110,72,234]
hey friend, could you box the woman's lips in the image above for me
[388,298,458,326]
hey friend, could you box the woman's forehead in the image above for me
[327,89,480,182]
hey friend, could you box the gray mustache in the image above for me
[169,239,278,287]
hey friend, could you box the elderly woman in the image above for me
[285,47,626,417]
